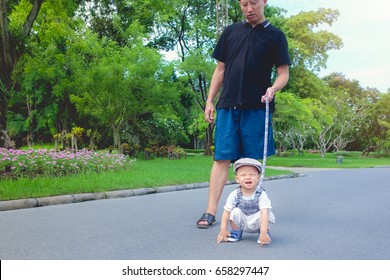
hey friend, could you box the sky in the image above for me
[271,0,390,92]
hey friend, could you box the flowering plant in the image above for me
[0,148,133,179]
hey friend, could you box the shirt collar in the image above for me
[242,19,270,29]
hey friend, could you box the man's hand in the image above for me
[261,87,276,103]
[204,102,215,123]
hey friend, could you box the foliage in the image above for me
[1,0,388,157]
[4,0,81,146]
[76,0,163,44]
[123,113,189,150]
[152,0,220,154]
[69,22,179,150]
[0,148,133,179]
[359,93,390,155]
[284,8,343,72]
[319,73,383,154]
[287,68,328,99]
[274,93,318,153]
[188,112,209,141]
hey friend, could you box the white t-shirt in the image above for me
[224,186,276,223]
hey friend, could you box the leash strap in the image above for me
[259,96,269,187]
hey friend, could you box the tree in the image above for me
[76,0,164,45]
[282,8,343,101]
[273,92,316,154]
[0,0,44,147]
[7,0,93,146]
[284,8,343,72]
[128,113,189,149]
[70,24,178,151]
[3,0,382,156]
[152,0,220,154]
[323,73,379,152]
[188,111,209,149]
[304,98,334,157]
[360,93,390,155]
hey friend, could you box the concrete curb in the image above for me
[0,173,301,212]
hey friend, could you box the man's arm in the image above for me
[205,61,225,123]
[262,64,289,103]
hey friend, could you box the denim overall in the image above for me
[236,187,264,216]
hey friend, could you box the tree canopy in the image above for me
[1,0,388,156]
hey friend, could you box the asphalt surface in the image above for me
[0,167,389,260]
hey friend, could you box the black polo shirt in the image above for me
[212,20,290,112]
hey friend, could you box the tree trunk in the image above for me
[112,126,123,153]
[26,93,34,147]
[362,143,384,156]
[0,0,12,147]
[0,129,13,148]
[89,137,95,150]
[277,142,282,156]
[362,146,376,156]
[0,0,12,67]
[0,90,8,147]
[204,123,214,155]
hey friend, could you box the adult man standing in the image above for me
[197,0,290,228]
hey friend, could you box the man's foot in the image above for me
[227,229,243,242]
[196,213,216,229]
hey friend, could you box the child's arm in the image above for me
[258,208,272,245]
[217,210,231,243]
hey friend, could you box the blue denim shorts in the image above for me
[214,108,275,161]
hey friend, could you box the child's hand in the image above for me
[258,232,272,246]
[217,229,230,243]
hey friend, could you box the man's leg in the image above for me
[197,160,230,227]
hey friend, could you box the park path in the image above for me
[0,167,389,260]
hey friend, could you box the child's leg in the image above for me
[229,208,247,230]
[226,208,246,242]
[246,211,262,232]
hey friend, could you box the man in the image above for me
[197,0,290,228]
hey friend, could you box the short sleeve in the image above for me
[275,31,291,67]
[212,26,231,63]
[224,190,238,212]
[259,191,272,209]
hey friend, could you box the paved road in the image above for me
[0,168,389,260]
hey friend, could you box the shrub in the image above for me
[0,148,134,179]
[167,145,186,159]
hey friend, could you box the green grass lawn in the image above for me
[1,151,389,201]
[267,151,390,168]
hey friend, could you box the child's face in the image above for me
[235,165,260,191]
